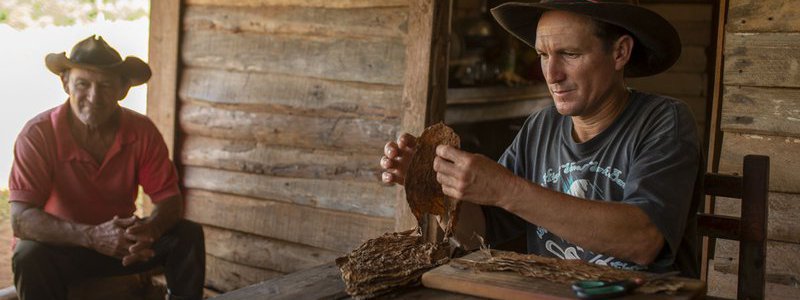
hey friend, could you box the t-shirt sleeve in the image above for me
[137,121,181,203]
[622,103,701,263]
[8,126,53,206]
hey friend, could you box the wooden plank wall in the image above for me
[707,0,800,298]
[176,0,408,292]
[627,3,713,142]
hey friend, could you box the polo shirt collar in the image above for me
[51,101,138,163]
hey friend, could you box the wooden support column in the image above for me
[145,0,181,214]
[395,0,452,239]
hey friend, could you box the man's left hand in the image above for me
[433,145,522,207]
[121,220,160,266]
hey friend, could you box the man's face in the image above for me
[63,68,128,127]
[535,11,623,117]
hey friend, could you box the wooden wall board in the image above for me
[185,0,406,8]
[178,102,397,154]
[627,72,707,97]
[715,192,800,244]
[723,32,800,88]
[707,260,800,300]
[713,239,800,282]
[180,135,380,182]
[180,68,403,120]
[721,85,800,137]
[719,132,800,193]
[181,30,405,85]
[642,3,713,22]
[183,5,407,39]
[727,0,800,33]
[185,188,393,252]
[670,46,709,73]
[445,97,551,124]
[206,255,283,293]
[395,0,451,232]
[183,167,397,218]
[203,225,341,274]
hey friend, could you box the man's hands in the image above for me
[380,133,521,208]
[380,133,417,185]
[433,145,522,207]
[86,216,158,266]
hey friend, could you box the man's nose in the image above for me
[543,58,566,84]
[86,85,100,104]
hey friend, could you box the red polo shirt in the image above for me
[8,102,181,225]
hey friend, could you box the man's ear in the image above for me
[116,77,133,101]
[60,72,70,94]
[613,35,634,71]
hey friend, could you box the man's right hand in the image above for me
[380,133,417,185]
[86,215,138,259]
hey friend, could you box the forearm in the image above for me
[143,194,183,239]
[11,203,92,248]
[498,179,663,265]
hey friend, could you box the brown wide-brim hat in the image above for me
[45,35,151,86]
[491,0,681,77]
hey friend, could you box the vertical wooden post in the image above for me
[395,0,452,240]
[145,0,181,215]
[701,0,728,282]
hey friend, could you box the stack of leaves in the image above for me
[452,248,685,294]
[336,123,461,299]
[335,230,450,299]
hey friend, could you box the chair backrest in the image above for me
[698,155,769,300]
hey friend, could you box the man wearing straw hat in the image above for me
[381,0,702,277]
[8,35,205,300]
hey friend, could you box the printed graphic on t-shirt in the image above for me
[535,161,644,271]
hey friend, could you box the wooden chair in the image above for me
[698,155,769,300]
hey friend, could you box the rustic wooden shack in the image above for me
[144,0,798,298]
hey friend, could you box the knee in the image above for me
[170,220,205,247]
[13,240,53,273]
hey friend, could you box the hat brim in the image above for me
[45,52,152,86]
[491,2,681,77]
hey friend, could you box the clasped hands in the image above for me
[87,215,159,266]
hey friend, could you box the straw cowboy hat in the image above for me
[491,0,681,77]
[45,35,151,86]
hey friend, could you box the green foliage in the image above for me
[0,0,148,29]
[0,189,9,222]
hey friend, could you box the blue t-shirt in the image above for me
[483,89,702,276]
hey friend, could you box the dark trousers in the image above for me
[12,220,205,300]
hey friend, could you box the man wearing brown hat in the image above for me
[8,35,205,300]
[381,0,702,277]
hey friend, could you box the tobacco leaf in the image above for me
[404,122,461,237]
[452,249,685,295]
[336,230,450,299]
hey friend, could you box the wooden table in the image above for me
[210,262,483,300]
[212,255,706,300]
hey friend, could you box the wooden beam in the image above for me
[179,67,402,120]
[183,5,408,39]
[147,0,181,157]
[178,101,398,155]
[702,0,728,282]
[180,135,381,182]
[206,255,282,293]
[721,85,800,138]
[181,30,406,85]
[202,225,341,274]
[395,0,452,238]
[183,167,397,218]
[184,188,393,253]
[147,0,181,216]
[184,0,406,8]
